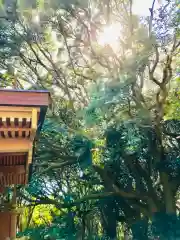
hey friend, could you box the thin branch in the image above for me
[57,20,94,81]
[149,45,161,87]
[149,0,156,37]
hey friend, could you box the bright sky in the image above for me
[98,0,164,50]
[133,0,163,16]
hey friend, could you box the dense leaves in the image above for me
[0,0,179,239]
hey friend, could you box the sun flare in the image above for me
[97,23,121,51]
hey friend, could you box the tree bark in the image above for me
[161,172,176,214]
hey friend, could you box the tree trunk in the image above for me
[161,172,176,214]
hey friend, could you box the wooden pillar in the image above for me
[0,211,17,240]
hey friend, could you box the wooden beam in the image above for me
[0,128,31,131]
[0,139,31,153]
[0,107,40,124]
[0,111,32,119]
[0,106,40,112]
[27,148,33,165]
[30,108,38,141]
[2,117,8,138]
[18,118,23,137]
[10,118,15,138]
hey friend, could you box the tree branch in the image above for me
[21,191,120,209]
[93,165,148,200]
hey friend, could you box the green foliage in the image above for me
[20,205,58,230]
[14,0,88,11]
[165,95,180,120]
[0,0,178,239]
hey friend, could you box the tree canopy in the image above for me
[0,0,180,239]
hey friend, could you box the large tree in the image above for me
[0,0,179,239]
